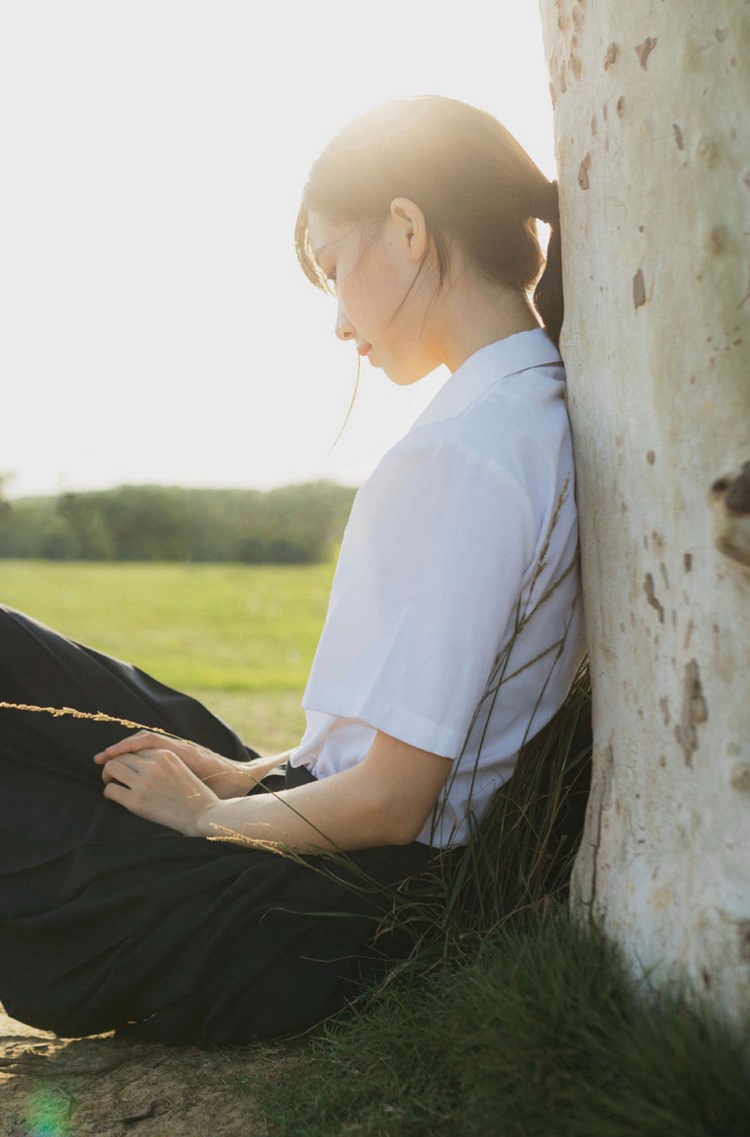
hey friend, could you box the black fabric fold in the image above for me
[0,605,435,1047]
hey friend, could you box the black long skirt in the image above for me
[0,605,436,1047]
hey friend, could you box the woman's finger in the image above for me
[93,732,146,762]
[102,755,139,787]
[101,748,157,780]
[101,756,135,785]
[94,732,171,763]
[101,748,184,785]
[102,781,129,805]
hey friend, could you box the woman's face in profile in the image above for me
[306,206,444,386]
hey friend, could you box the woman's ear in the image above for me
[388,197,429,263]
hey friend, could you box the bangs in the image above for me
[294,206,336,297]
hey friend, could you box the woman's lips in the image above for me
[356,343,371,357]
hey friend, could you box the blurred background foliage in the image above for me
[0,480,356,564]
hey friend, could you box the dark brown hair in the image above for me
[295,95,563,348]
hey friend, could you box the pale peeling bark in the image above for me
[537,0,750,1023]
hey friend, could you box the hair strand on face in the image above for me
[326,351,361,456]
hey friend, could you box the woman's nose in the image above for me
[335,298,356,342]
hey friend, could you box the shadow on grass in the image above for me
[239,903,750,1137]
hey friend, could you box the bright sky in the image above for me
[1,1,555,499]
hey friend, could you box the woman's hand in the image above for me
[98,745,219,836]
[94,732,268,798]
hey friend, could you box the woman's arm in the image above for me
[196,731,452,850]
[98,731,453,852]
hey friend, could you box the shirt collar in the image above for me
[409,327,563,431]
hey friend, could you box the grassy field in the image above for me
[0,559,335,753]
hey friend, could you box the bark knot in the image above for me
[709,462,750,568]
[643,572,665,622]
[675,659,707,767]
[730,763,750,793]
[633,268,647,309]
[635,37,658,69]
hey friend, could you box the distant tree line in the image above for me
[0,482,358,563]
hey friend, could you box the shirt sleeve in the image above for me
[301,435,537,757]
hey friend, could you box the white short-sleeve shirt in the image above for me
[288,327,586,847]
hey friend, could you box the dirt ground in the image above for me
[0,1005,289,1136]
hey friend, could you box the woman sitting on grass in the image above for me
[0,95,585,1047]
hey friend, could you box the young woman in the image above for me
[0,95,586,1047]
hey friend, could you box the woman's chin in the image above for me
[385,360,438,387]
[378,356,413,385]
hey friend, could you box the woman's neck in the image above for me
[430,251,543,373]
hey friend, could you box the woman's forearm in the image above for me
[195,761,403,852]
[194,733,452,852]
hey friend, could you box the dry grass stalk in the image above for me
[0,700,172,735]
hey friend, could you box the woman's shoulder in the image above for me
[374,365,570,486]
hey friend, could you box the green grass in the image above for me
[0,559,334,752]
[239,904,750,1137]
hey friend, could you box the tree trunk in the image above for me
[537,0,750,1023]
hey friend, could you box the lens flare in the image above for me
[25,1087,71,1137]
